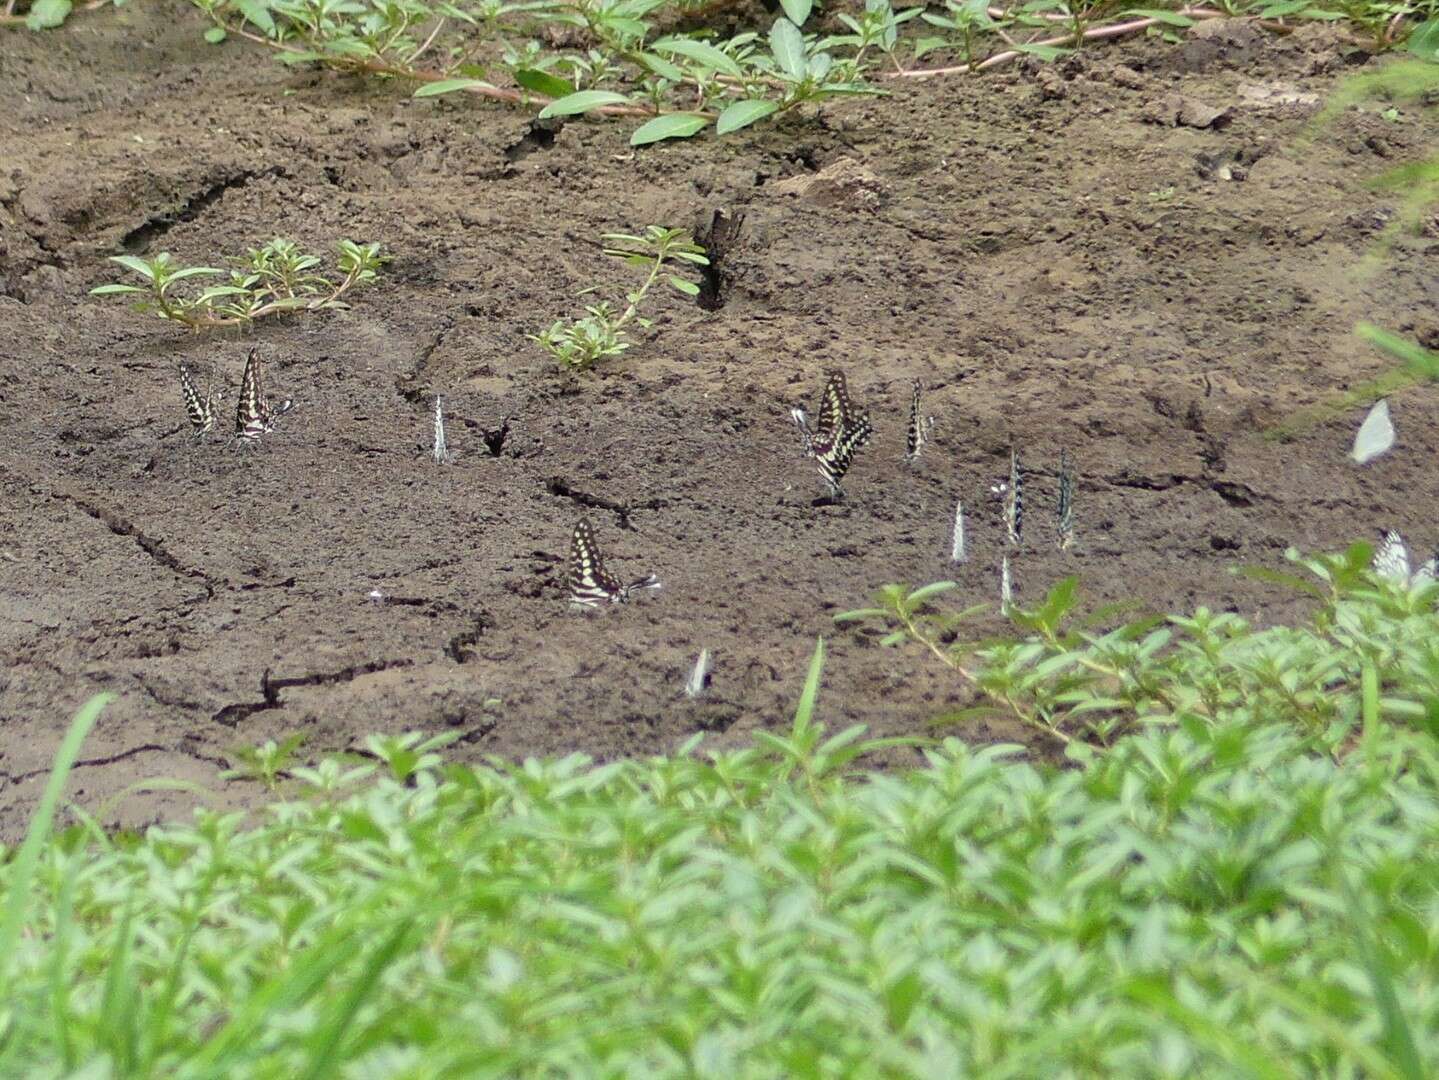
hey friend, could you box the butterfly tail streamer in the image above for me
[950,500,966,563]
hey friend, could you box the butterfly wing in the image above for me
[236,348,266,440]
[1373,529,1411,582]
[813,372,847,448]
[179,366,212,434]
[1057,449,1074,550]
[905,381,928,461]
[1352,399,1395,465]
[1004,450,1024,546]
[570,519,623,606]
[815,411,873,495]
[1414,549,1438,586]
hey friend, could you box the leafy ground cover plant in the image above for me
[89,237,386,331]
[0,0,120,30]
[2,613,1437,1075]
[533,225,706,368]
[837,539,1439,753]
[183,0,1439,144]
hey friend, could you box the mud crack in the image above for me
[396,320,454,404]
[57,492,217,596]
[546,477,666,529]
[2,743,173,787]
[212,658,414,726]
[120,167,283,254]
[1097,471,1264,505]
[445,611,494,664]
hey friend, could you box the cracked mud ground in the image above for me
[3,5,1438,836]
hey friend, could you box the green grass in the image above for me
[2,569,1439,1076]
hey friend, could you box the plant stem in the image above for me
[893,9,1289,78]
[897,610,1076,748]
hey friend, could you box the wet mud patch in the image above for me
[2,4,1437,834]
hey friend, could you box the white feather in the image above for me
[1351,399,1395,465]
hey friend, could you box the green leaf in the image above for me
[108,255,160,280]
[629,112,710,145]
[637,51,685,82]
[1358,323,1439,381]
[0,695,111,983]
[167,266,225,281]
[792,637,826,729]
[651,37,745,78]
[1121,7,1194,24]
[667,275,699,296]
[716,98,780,135]
[780,0,812,27]
[88,284,147,296]
[234,0,275,34]
[413,78,488,97]
[769,17,808,79]
[538,90,633,118]
[24,0,71,29]
[908,581,958,606]
[203,25,228,43]
[1406,18,1439,61]
[513,68,576,98]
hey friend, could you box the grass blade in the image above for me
[0,693,111,987]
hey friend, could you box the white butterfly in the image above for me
[1373,529,1437,587]
[1351,399,1395,465]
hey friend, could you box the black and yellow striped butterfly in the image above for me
[1057,449,1074,551]
[1003,449,1023,547]
[790,371,873,498]
[235,347,294,442]
[568,519,660,607]
[904,381,934,463]
[179,365,223,437]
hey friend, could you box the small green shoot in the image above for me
[90,238,386,331]
[533,225,707,369]
[221,734,307,793]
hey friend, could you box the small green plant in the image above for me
[4,645,1439,1075]
[90,237,386,331]
[191,0,885,145]
[221,733,308,792]
[837,542,1439,752]
[533,225,706,368]
[0,0,122,30]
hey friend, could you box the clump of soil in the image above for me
[2,6,1436,835]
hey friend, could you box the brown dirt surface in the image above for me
[2,3,1437,836]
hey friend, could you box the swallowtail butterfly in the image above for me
[432,396,451,464]
[790,371,873,498]
[1373,529,1437,587]
[1000,554,1013,610]
[904,381,935,463]
[1002,450,1023,547]
[235,346,294,441]
[1057,449,1075,551]
[568,518,660,607]
[179,365,222,437]
[685,649,712,698]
